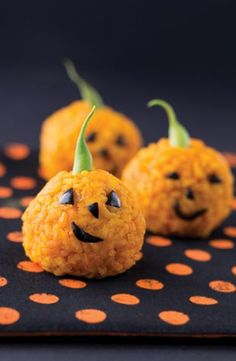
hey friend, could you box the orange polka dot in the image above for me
[158,310,190,326]
[0,187,12,198]
[29,293,59,304]
[111,293,140,305]
[0,162,6,177]
[184,249,211,262]
[0,207,22,219]
[20,196,34,207]
[166,263,193,276]
[4,143,30,160]
[59,279,87,289]
[17,261,44,273]
[232,198,236,210]
[7,231,23,243]
[146,235,172,247]
[0,307,20,325]
[189,296,218,305]
[209,280,236,293]
[136,279,164,291]
[231,266,236,275]
[0,277,8,287]
[75,309,107,324]
[209,239,234,250]
[224,227,236,238]
[11,176,36,190]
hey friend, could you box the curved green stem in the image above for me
[72,106,95,175]
[63,58,104,108]
[147,99,190,148]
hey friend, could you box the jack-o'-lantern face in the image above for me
[122,100,233,238]
[84,108,142,177]
[23,105,145,278]
[58,180,122,243]
[39,59,142,180]
[123,138,233,238]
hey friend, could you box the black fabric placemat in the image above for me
[0,145,236,337]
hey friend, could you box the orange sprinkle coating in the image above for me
[122,139,233,238]
[22,170,145,278]
[40,100,142,179]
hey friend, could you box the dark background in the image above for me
[0,0,236,360]
[0,0,236,150]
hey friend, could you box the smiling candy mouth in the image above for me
[173,200,207,221]
[71,222,103,243]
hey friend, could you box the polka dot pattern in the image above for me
[75,309,107,324]
[0,307,20,325]
[146,235,172,247]
[189,296,218,305]
[0,187,13,198]
[59,279,87,289]
[0,277,8,287]
[166,263,193,276]
[0,207,22,219]
[136,279,164,290]
[4,143,30,160]
[158,311,190,326]
[29,293,59,304]
[111,293,140,305]
[17,261,44,273]
[209,280,236,293]
[184,249,211,262]
[0,148,236,336]
[7,231,23,243]
[209,239,234,250]
[11,176,36,190]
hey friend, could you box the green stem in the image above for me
[72,106,95,175]
[63,58,104,108]
[147,99,190,148]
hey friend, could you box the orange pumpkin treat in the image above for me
[122,100,233,238]
[39,60,142,180]
[23,107,145,278]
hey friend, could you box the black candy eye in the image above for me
[208,174,222,184]
[166,172,180,180]
[116,135,126,147]
[59,188,74,205]
[88,202,99,218]
[106,191,121,208]
[86,132,97,142]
